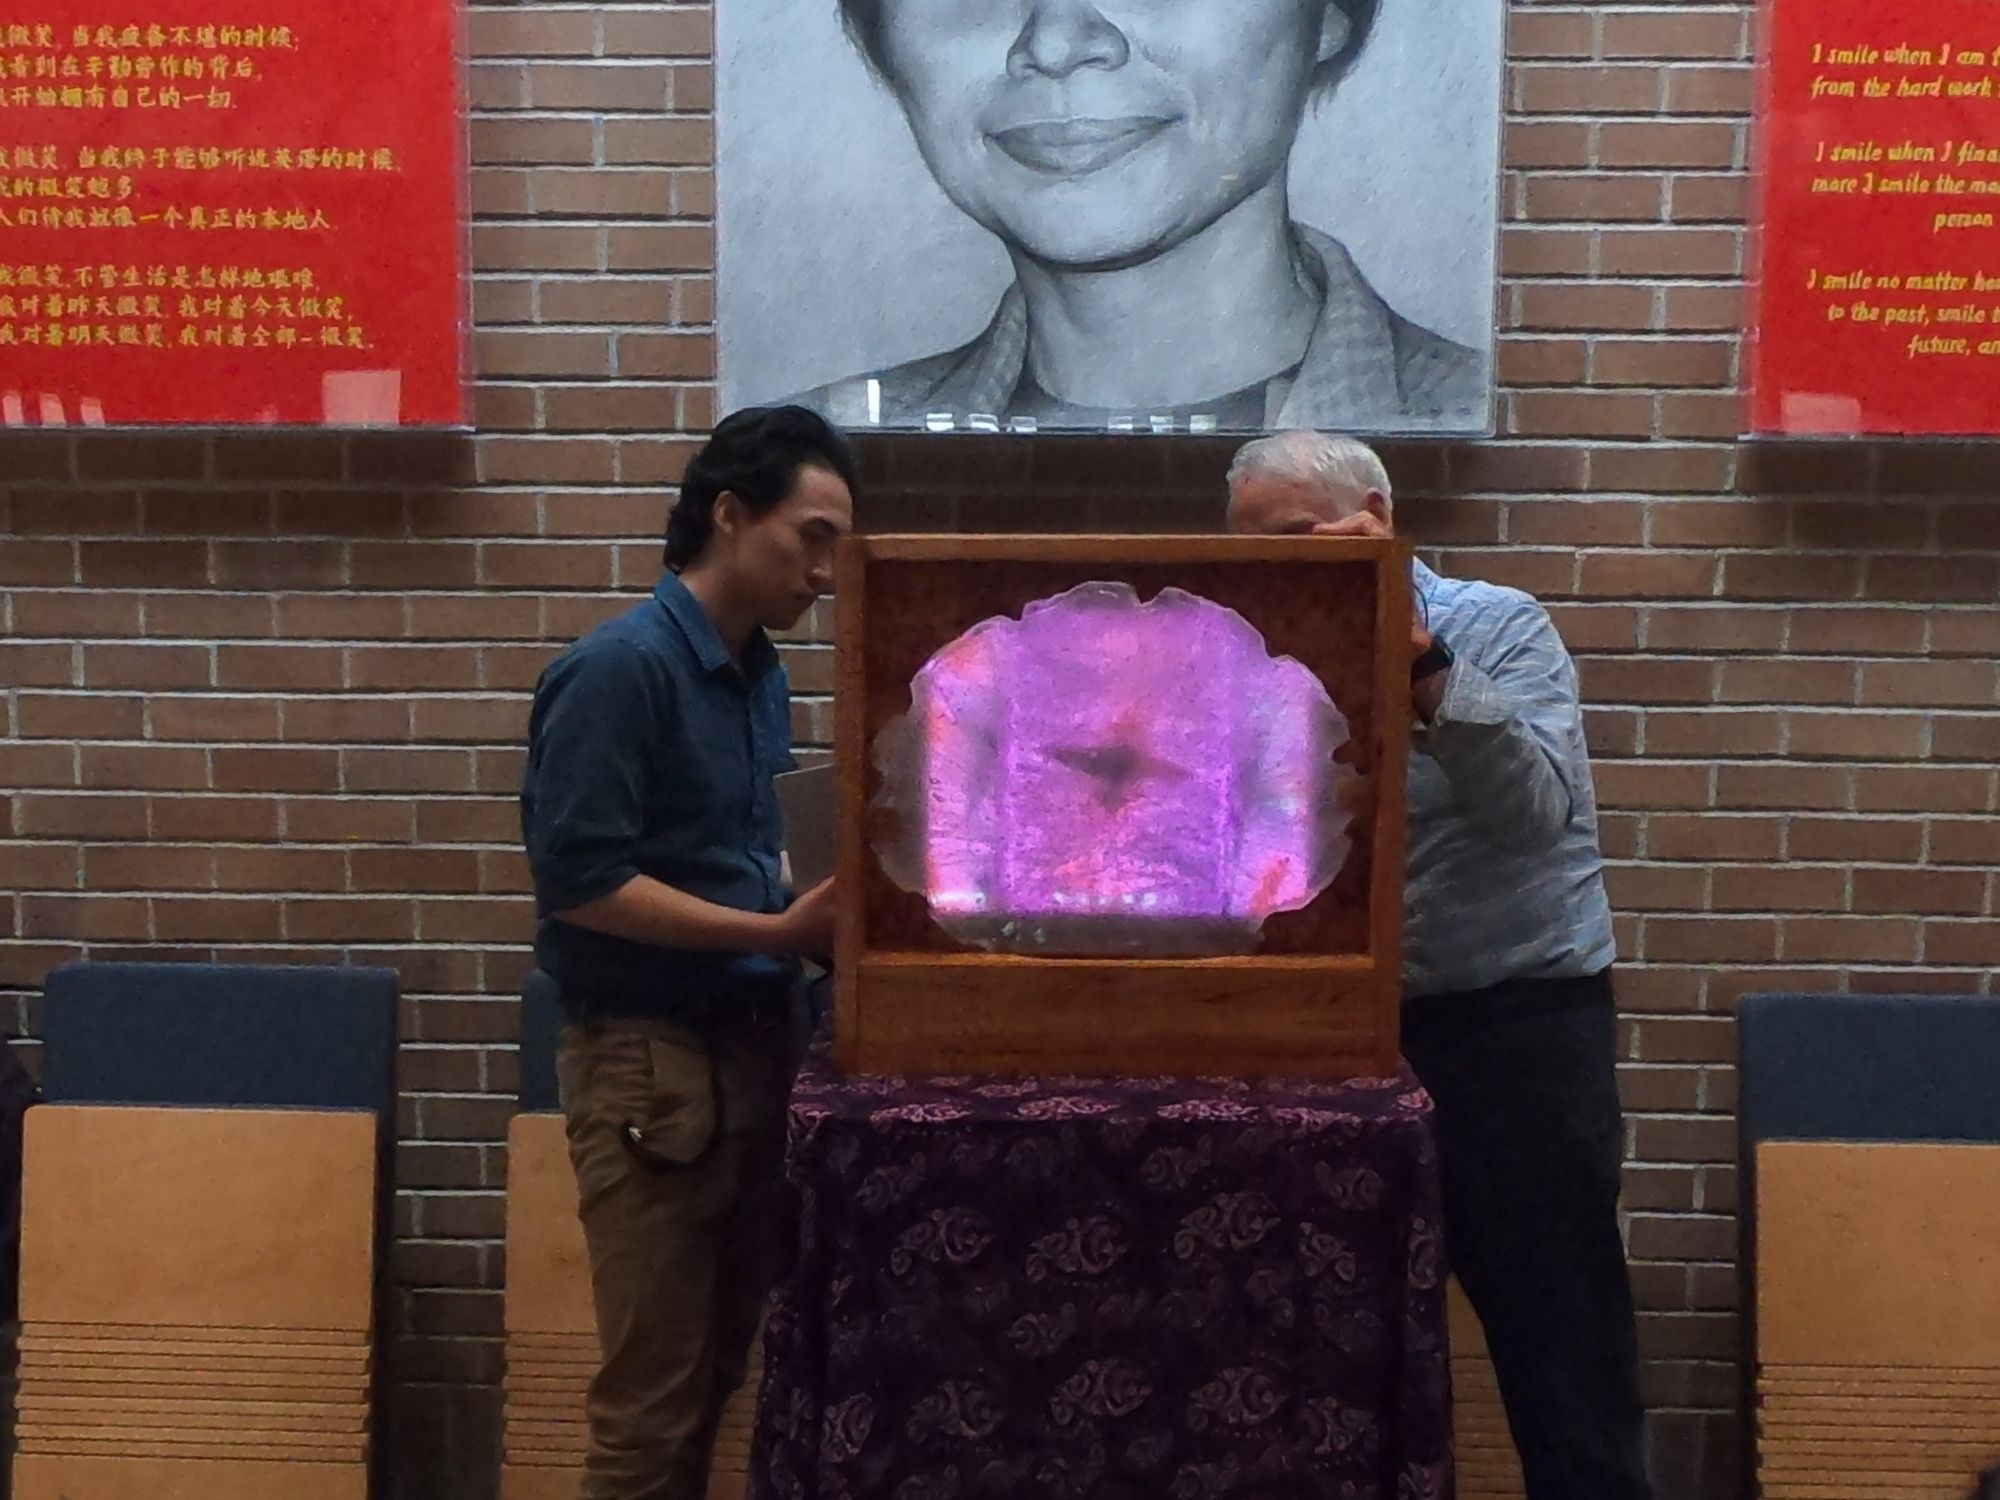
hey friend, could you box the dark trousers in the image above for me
[1401,970,1654,1500]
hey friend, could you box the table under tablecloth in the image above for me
[751,1045,1453,1500]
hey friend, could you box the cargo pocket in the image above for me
[616,1030,720,1171]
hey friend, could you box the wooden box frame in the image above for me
[833,534,1410,1079]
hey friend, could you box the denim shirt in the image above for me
[1404,561,1618,997]
[521,572,798,1010]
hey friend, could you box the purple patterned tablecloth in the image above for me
[751,1046,1453,1500]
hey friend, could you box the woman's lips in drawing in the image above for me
[987,116,1174,175]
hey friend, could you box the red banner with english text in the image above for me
[1751,0,2000,435]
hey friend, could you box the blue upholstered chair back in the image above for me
[1739,990,2000,1146]
[41,960,399,1116]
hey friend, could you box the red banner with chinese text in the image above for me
[1751,0,2000,435]
[0,2,465,425]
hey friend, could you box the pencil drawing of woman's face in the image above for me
[867,0,1346,270]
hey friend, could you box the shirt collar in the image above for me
[922,287,1027,418]
[1272,228,1404,428]
[653,572,779,680]
[1411,557,1449,636]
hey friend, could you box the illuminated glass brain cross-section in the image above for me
[870,583,1357,957]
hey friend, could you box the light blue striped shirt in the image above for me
[1404,560,1617,997]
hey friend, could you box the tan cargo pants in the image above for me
[556,994,808,1500]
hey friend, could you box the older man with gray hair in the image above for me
[1228,431,1652,1500]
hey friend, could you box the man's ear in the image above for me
[711,489,743,543]
[1364,488,1394,531]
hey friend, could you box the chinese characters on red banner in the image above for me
[1752,0,2000,435]
[1,6,465,425]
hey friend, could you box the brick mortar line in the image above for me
[6,743,1996,765]
[22,549,1968,566]
[37,635,2000,655]
[10,874,1993,887]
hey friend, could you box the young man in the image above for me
[1228,431,1653,1500]
[521,406,856,1500]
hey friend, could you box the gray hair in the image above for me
[1226,431,1394,510]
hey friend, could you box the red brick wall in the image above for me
[3,2,1997,1495]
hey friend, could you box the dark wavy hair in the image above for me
[837,0,1380,92]
[664,406,860,570]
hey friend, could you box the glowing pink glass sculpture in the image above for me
[871,583,1356,956]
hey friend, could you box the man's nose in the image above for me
[1007,0,1130,81]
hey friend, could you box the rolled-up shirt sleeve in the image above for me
[522,643,664,917]
[1418,600,1583,854]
